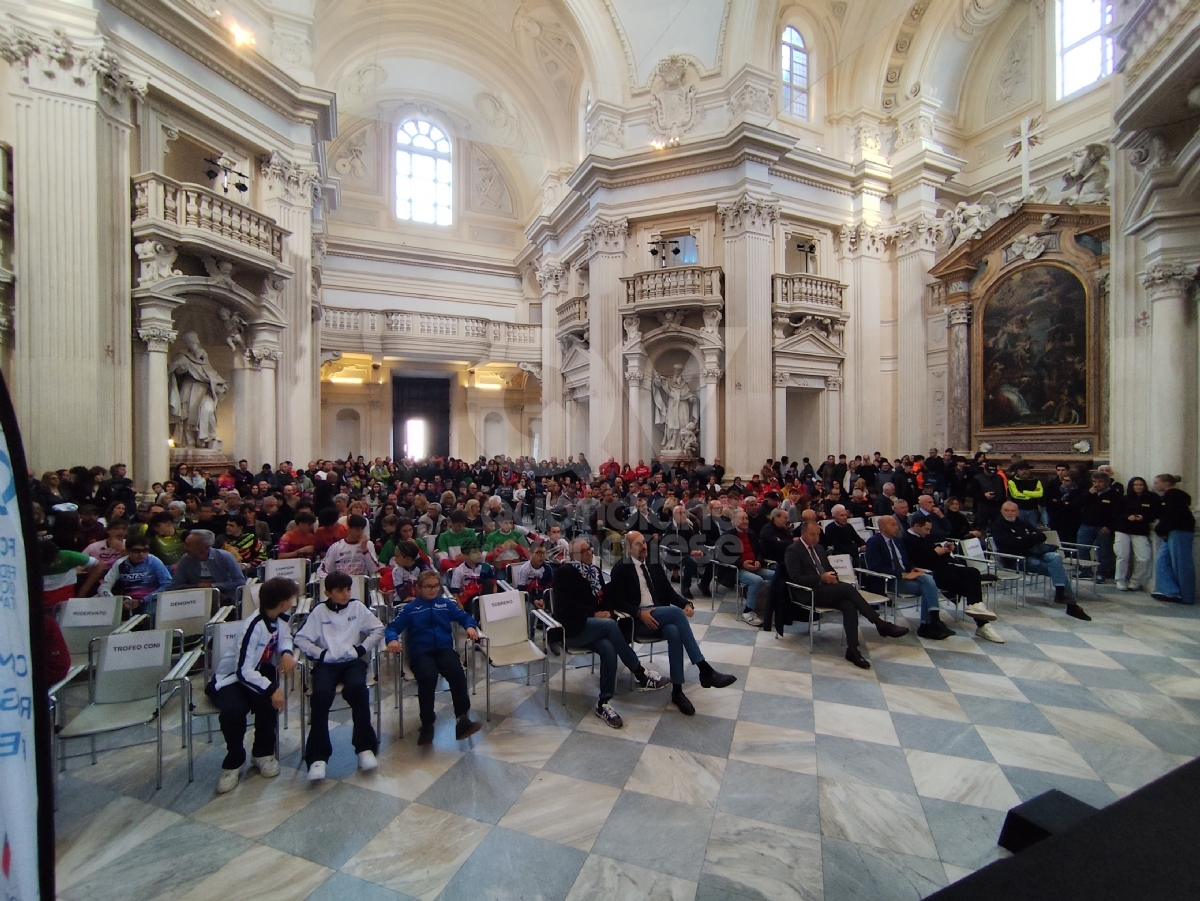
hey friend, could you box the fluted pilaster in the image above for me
[581,217,628,464]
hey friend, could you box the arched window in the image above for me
[395,119,452,226]
[781,26,809,120]
[1056,0,1115,98]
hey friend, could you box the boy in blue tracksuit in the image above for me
[385,569,482,746]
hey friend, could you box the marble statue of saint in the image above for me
[169,331,227,448]
[652,363,698,454]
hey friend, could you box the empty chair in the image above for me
[57,628,194,788]
[475,588,549,720]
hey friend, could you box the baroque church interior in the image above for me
[9,0,1200,899]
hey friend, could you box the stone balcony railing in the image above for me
[771,273,845,309]
[132,172,290,277]
[555,295,588,338]
[321,307,541,364]
[619,266,723,313]
[1118,0,1191,79]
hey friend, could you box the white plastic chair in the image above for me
[57,628,194,788]
[475,589,549,720]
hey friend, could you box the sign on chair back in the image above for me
[58,596,122,660]
[155,587,217,641]
[265,558,307,584]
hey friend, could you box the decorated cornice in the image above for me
[893,213,946,254]
[717,194,779,237]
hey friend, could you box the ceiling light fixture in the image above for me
[227,19,256,49]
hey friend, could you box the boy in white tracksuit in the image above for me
[294,570,385,780]
[209,577,298,794]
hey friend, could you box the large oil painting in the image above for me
[980,263,1088,429]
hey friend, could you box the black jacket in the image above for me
[758,522,794,564]
[1113,491,1160,536]
[550,564,607,639]
[606,560,686,618]
[990,517,1048,556]
[822,521,863,558]
[1078,487,1121,529]
[1155,489,1195,537]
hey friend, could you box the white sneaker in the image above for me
[357,750,378,772]
[216,766,241,794]
[252,755,280,778]
[595,701,623,729]
[975,623,1005,644]
[741,611,763,627]
[307,760,327,782]
[964,603,997,622]
[1129,582,1142,592]
[1116,581,1130,591]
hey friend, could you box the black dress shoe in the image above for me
[671,687,696,716]
[699,667,737,689]
[682,588,694,600]
[845,648,871,669]
[699,583,712,598]
[417,723,435,746]
[455,716,482,740]
[1152,593,1183,604]
[876,621,910,639]
[1066,604,1092,621]
[917,622,954,640]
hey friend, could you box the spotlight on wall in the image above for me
[204,157,250,195]
[648,239,680,259]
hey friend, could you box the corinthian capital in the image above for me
[260,152,319,205]
[582,218,629,257]
[1139,262,1200,292]
[536,261,565,292]
[718,194,780,237]
[946,302,972,327]
[136,327,178,352]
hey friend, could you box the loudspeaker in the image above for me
[998,789,1098,854]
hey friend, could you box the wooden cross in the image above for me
[1004,115,1045,199]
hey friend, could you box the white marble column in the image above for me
[537,262,566,459]
[701,362,722,465]
[260,153,317,465]
[945,298,972,452]
[826,376,843,453]
[626,371,644,465]
[1141,263,1200,476]
[774,376,788,459]
[838,225,888,454]
[895,219,939,451]
[581,218,627,464]
[132,300,180,488]
[564,392,577,459]
[720,195,779,477]
[7,27,137,470]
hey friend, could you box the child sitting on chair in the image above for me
[448,538,497,611]
[209,577,298,794]
[391,539,431,604]
[294,571,385,782]
[385,569,482,746]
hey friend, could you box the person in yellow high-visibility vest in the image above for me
[1007,461,1044,528]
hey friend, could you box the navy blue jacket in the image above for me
[385,595,477,657]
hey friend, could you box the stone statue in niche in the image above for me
[219,307,248,355]
[651,364,699,455]
[169,331,227,449]
[1063,143,1110,205]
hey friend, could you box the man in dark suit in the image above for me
[864,515,953,640]
[903,514,1002,643]
[608,531,736,715]
[784,521,909,669]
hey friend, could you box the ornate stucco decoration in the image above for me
[260,152,320,205]
[0,26,146,100]
[648,56,703,137]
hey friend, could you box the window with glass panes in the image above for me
[781,26,808,120]
[396,119,452,226]
[1057,0,1114,98]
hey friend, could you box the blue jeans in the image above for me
[570,617,643,700]
[738,568,765,611]
[1076,525,1114,579]
[1155,531,1196,605]
[1024,544,1073,596]
[895,573,941,623]
[634,605,704,685]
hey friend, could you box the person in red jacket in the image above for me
[43,613,71,686]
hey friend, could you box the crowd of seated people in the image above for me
[36,449,1197,790]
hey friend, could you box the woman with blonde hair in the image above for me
[1152,474,1194,605]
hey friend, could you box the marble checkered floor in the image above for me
[54,584,1200,901]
